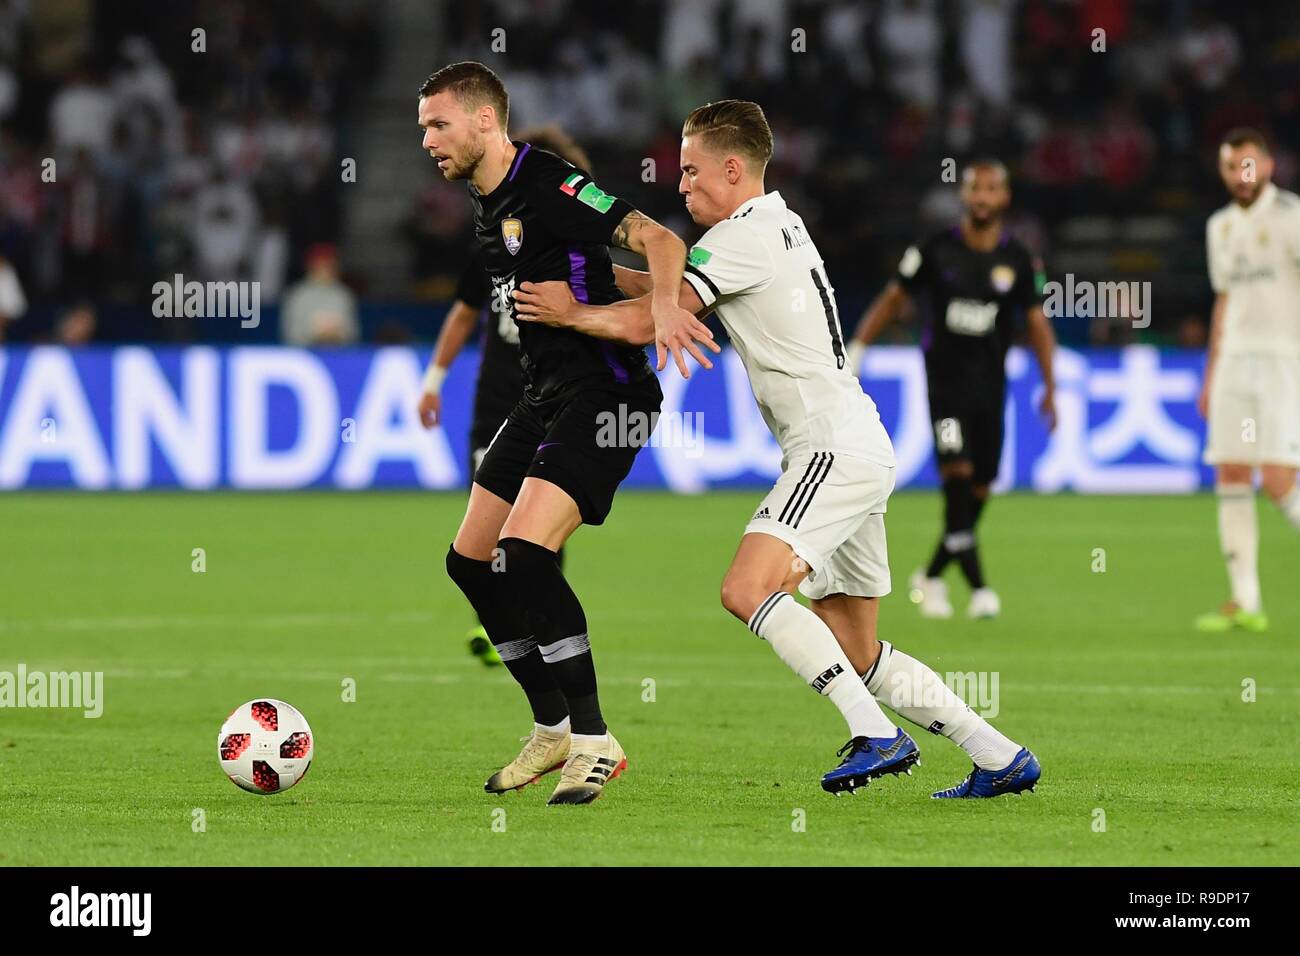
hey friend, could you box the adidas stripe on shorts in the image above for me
[745,451,895,600]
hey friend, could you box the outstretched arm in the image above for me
[610,209,712,377]
[514,278,718,365]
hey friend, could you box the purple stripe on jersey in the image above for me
[568,245,629,384]
[506,143,532,181]
[601,343,630,384]
[567,247,589,304]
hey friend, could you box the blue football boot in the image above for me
[932,747,1040,798]
[820,728,920,795]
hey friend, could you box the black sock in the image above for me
[445,546,568,725]
[965,490,989,588]
[955,537,986,591]
[936,477,985,590]
[472,546,563,626]
[498,537,606,735]
[925,538,952,579]
[926,476,968,578]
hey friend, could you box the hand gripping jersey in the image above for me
[468,142,655,403]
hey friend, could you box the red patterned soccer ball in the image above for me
[217,699,314,795]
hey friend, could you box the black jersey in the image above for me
[454,248,523,425]
[897,227,1043,388]
[469,142,654,403]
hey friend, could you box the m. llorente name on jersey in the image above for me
[468,142,653,401]
[782,221,812,250]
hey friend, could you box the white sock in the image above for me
[536,717,570,734]
[1217,482,1261,613]
[749,591,896,739]
[863,641,1020,770]
[570,731,606,752]
[1278,486,1300,533]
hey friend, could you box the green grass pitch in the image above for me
[0,490,1296,866]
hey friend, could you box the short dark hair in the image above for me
[963,158,1009,185]
[418,61,508,129]
[1221,127,1270,154]
[516,125,592,173]
[682,99,774,171]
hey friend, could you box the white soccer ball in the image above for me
[217,698,314,795]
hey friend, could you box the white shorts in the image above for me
[1204,353,1300,468]
[744,452,895,600]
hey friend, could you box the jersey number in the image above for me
[810,266,845,369]
[490,278,520,345]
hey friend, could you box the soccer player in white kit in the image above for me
[514,100,1039,798]
[1197,128,1300,633]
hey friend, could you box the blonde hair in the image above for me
[682,99,774,172]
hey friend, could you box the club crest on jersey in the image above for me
[990,264,1015,294]
[501,218,523,256]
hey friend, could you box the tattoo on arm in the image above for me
[611,210,652,252]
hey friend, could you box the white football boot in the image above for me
[548,731,627,805]
[967,587,1001,619]
[484,725,570,793]
[909,569,954,619]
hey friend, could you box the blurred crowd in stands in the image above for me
[0,0,1296,347]
[0,0,376,343]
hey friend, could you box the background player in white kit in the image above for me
[515,100,1039,798]
[1197,128,1300,633]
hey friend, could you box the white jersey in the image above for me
[1206,182,1300,357]
[681,191,895,467]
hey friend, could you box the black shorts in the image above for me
[472,379,663,525]
[468,359,525,482]
[468,401,515,484]
[927,383,1005,486]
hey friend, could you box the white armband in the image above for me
[422,363,448,395]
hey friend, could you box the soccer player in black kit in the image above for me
[416,127,594,668]
[417,62,717,805]
[847,160,1057,620]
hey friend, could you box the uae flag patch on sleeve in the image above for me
[559,172,585,196]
